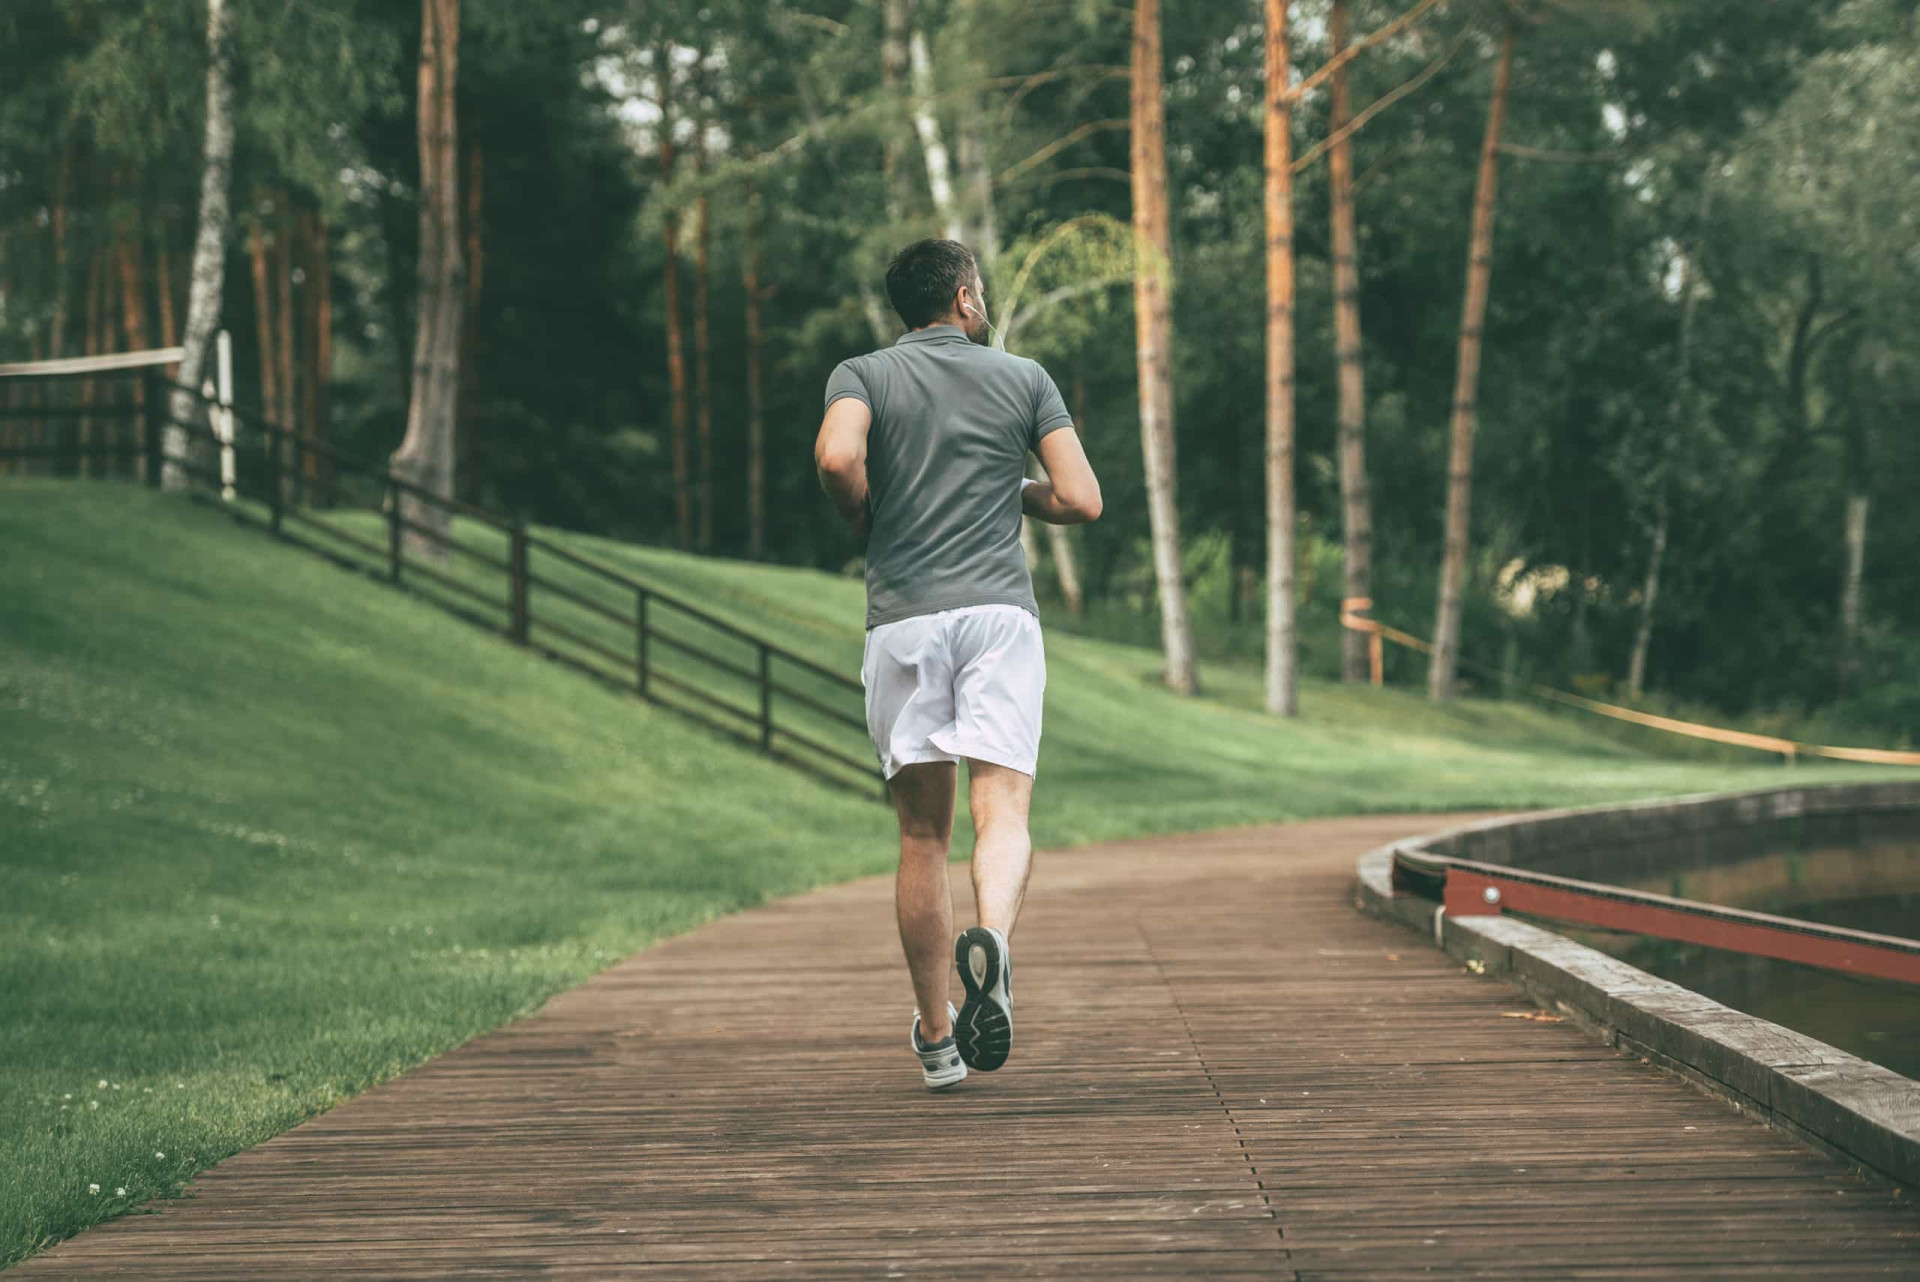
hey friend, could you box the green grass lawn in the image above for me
[2,479,1905,1266]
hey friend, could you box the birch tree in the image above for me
[388,0,465,559]
[1328,0,1375,685]
[1131,0,1199,694]
[164,0,234,491]
[1428,27,1514,702]
[1263,0,1299,716]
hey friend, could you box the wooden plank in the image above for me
[14,813,1918,1279]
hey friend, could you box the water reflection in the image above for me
[1551,890,1920,1080]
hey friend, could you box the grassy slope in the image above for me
[544,525,1892,842]
[2,481,1901,1263]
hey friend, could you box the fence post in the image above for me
[387,480,403,583]
[759,643,773,752]
[216,329,235,501]
[636,589,650,698]
[142,369,162,490]
[509,523,529,644]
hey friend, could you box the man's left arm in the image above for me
[815,396,873,539]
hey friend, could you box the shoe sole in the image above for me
[954,927,1012,1071]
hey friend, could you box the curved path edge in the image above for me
[18,811,1920,1279]
[1354,785,1920,1191]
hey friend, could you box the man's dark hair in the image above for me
[884,239,979,330]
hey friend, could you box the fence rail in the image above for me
[1392,845,1920,986]
[0,366,883,799]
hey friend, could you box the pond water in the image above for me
[1555,889,1920,1080]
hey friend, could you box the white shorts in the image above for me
[862,604,1046,780]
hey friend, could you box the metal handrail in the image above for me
[1392,847,1920,986]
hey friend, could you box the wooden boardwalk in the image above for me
[19,815,1919,1279]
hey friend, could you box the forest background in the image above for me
[2,0,1916,741]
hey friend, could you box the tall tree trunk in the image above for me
[744,177,767,561]
[1329,0,1374,685]
[1625,497,1666,698]
[1626,170,1709,699]
[389,0,465,561]
[79,248,105,477]
[116,223,151,483]
[660,147,691,549]
[694,149,714,552]
[655,38,692,550]
[1838,492,1868,694]
[49,142,73,361]
[1263,0,1299,716]
[155,235,178,350]
[314,213,334,498]
[1838,393,1870,694]
[953,0,998,264]
[300,209,329,494]
[908,25,960,240]
[275,195,298,505]
[1427,28,1513,702]
[166,0,235,491]
[882,0,909,224]
[1042,371,1088,616]
[248,216,278,436]
[1130,0,1199,694]
[456,138,483,493]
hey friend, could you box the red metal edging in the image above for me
[1413,855,1920,987]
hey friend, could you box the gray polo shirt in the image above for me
[825,324,1075,629]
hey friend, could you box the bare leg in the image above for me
[967,760,1034,936]
[890,762,957,1041]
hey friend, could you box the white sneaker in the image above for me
[955,926,1013,1071]
[911,1001,966,1090]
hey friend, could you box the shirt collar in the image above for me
[895,324,969,346]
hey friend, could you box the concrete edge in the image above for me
[1353,838,1920,1192]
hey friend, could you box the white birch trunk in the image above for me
[1628,170,1710,699]
[165,0,234,491]
[388,0,465,561]
[1625,500,1666,698]
[1263,0,1298,716]
[1839,493,1868,691]
[1131,0,1198,694]
[908,28,961,241]
[1043,521,1083,616]
[1428,31,1513,701]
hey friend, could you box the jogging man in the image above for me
[815,238,1102,1091]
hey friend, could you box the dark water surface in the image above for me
[1563,891,1920,1080]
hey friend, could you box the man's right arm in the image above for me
[1024,426,1102,525]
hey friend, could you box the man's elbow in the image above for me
[1067,485,1102,523]
[815,443,861,479]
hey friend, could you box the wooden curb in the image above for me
[1353,784,1920,1192]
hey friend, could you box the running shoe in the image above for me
[954,925,1013,1071]
[911,1001,966,1090]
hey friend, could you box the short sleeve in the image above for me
[1028,360,1075,450]
[825,358,871,411]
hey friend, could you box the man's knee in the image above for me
[968,759,1032,813]
[890,761,957,848]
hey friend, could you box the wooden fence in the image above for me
[0,367,883,799]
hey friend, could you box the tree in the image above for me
[656,40,692,550]
[743,176,767,560]
[164,0,233,492]
[1131,0,1199,694]
[1328,0,1375,685]
[1428,26,1514,702]
[1263,0,1299,716]
[388,0,465,560]
[1626,168,1711,699]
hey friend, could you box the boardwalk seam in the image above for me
[1138,919,1302,1282]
